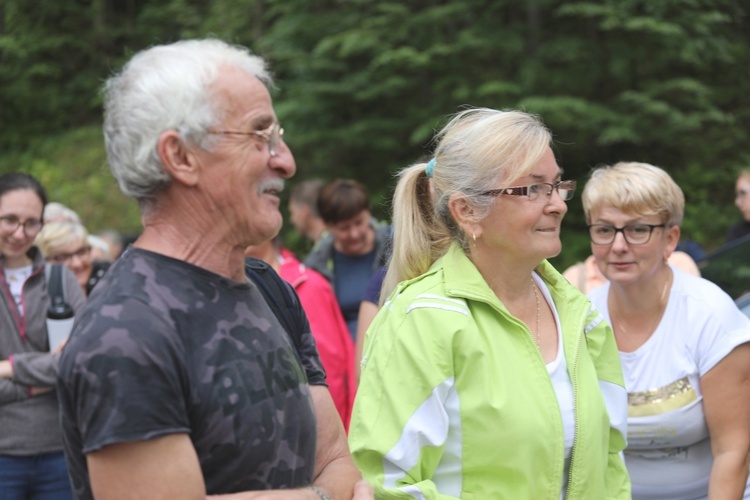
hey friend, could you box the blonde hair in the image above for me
[381,108,552,302]
[35,221,89,259]
[581,162,684,226]
[738,168,750,183]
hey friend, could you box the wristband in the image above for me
[307,485,332,500]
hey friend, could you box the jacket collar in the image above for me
[438,243,585,308]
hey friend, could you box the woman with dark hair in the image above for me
[0,173,85,499]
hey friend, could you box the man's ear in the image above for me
[157,130,199,187]
[448,193,482,239]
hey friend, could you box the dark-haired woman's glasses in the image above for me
[0,215,43,236]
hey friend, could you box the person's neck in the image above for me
[136,217,247,282]
[246,242,280,273]
[2,253,33,270]
[608,265,672,313]
[306,219,327,242]
[468,245,538,304]
[607,265,672,351]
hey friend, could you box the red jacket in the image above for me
[278,249,356,430]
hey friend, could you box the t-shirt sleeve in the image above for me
[689,286,750,376]
[59,296,191,454]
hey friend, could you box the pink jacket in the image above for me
[279,249,356,431]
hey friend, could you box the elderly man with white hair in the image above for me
[57,39,372,500]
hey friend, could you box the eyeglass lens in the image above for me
[264,123,284,156]
[529,181,576,202]
[0,215,42,235]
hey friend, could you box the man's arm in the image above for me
[213,386,370,499]
[87,387,372,500]
[87,434,205,500]
[308,385,364,497]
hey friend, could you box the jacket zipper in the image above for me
[564,315,584,499]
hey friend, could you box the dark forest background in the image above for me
[1,0,748,268]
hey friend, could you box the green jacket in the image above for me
[350,244,630,499]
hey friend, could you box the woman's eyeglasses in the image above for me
[47,246,91,264]
[0,215,43,236]
[480,180,576,202]
[588,223,665,245]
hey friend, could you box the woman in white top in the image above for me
[582,161,750,499]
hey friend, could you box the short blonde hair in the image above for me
[581,162,684,226]
[35,221,89,259]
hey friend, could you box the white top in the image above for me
[589,267,750,499]
[536,274,575,498]
[4,264,33,316]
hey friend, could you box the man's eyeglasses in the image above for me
[480,180,576,202]
[588,223,665,245]
[47,246,91,264]
[207,122,284,157]
[0,215,43,236]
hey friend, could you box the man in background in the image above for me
[289,178,328,245]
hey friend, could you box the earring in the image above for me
[473,233,477,243]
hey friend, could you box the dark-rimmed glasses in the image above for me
[207,122,284,157]
[0,215,43,236]
[588,223,665,245]
[480,180,576,202]
[47,246,91,264]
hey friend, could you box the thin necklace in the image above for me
[531,278,541,345]
[613,270,671,336]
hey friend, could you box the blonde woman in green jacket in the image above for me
[349,108,630,499]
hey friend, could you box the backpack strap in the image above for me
[244,257,303,352]
[45,263,67,308]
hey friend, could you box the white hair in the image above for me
[43,202,81,224]
[103,39,272,207]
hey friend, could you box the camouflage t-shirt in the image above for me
[57,248,325,498]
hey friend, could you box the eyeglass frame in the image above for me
[47,245,91,264]
[206,121,284,157]
[587,223,666,246]
[479,180,577,202]
[0,215,44,236]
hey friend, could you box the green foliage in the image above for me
[1,0,748,267]
[0,127,141,236]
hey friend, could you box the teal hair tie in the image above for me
[425,158,436,178]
